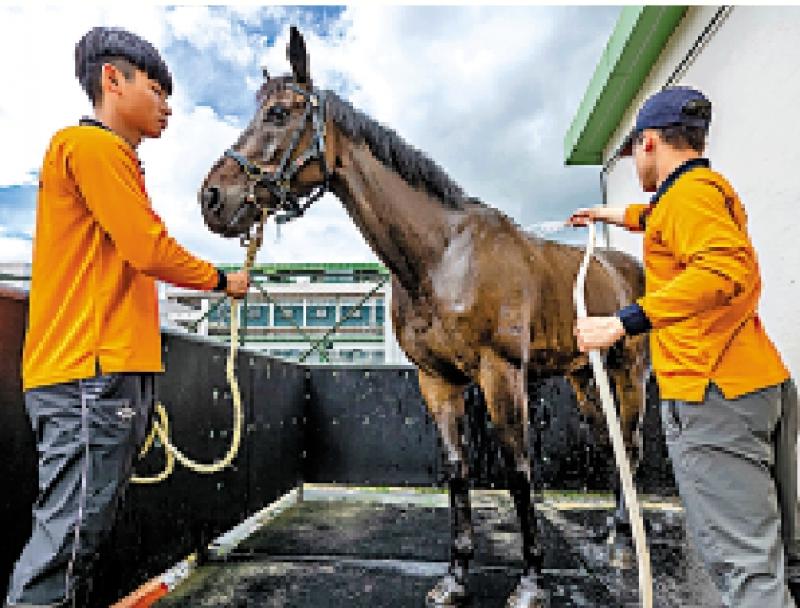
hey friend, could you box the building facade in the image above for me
[161,262,409,365]
[0,261,409,365]
[565,5,800,379]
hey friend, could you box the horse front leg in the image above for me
[418,370,472,607]
[480,350,549,608]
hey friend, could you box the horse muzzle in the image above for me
[199,185,263,238]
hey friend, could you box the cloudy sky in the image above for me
[0,5,620,266]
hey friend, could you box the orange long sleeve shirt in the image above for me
[622,160,788,402]
[22,122,219,391]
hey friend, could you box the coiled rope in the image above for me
[574,221,652,608]
[132,210,267,484]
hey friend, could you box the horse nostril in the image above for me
[202,187,220,211]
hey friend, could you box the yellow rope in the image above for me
[132,210,266,484]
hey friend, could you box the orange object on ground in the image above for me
[109,577,168,608]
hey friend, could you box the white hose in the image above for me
[574,221,652,608]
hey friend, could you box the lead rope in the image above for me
[132,208,268,484]
[574,222,652,608]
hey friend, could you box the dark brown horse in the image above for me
[200,27,647,608]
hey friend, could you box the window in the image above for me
[209,302,230,322]
[340,305,370,326]
[238,304,268,326]
[273,303,303,327]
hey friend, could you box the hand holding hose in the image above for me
[575,316,625,352]
[225,270,250,299]
[568,206,629,352]
[566,205,628,227]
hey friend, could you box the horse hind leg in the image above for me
[566,357,646,571]
[417,370,473,607]
[479,349,549,608]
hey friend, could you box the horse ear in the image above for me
[287,25,310,84]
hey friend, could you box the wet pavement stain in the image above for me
[155,494,721,607]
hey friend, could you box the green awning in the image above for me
[564,6,687,166]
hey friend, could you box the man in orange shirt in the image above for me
[569,87,799,606]
[5,27,249,607]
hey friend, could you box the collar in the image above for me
[650,157,710,205]
[79,117,111,131]
[78,117,144,174]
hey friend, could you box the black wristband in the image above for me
[616,303,652,336]
[213,268,227,292]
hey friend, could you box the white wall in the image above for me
[604,6,800,379]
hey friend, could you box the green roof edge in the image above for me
[564,5,687,166]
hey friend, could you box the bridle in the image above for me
[222,82,329,227]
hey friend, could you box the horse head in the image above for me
[200,26,330,238]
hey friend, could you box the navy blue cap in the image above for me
[75,27,172,103]
[620,86,711,156]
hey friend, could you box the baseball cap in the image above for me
[619,86,711,156]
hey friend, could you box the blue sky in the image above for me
[163,6,344,118]
[0,5,622,264]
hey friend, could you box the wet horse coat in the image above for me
[201,27,647,607]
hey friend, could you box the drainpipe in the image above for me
[599,160,616,249]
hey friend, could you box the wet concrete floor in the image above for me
[155,488,720,607]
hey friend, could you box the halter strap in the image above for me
[224,84,329,226]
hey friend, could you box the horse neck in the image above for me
[328,128,456,295]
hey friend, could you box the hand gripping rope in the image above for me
[131,209,268,484]
[574,222,652,608]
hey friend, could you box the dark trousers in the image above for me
[5,370,155,607]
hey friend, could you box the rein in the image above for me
[223,83,329,226]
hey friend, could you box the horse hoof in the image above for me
[426,573,469,607]
[506,574,549,608]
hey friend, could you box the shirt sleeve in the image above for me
[66,130,219,291]
[622,204,650,232]
[637,179,756,330]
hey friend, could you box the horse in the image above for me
[199,26,648,608]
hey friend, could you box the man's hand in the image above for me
[575,316,625,352]
[225,270,250,299]
[565,206,627,227]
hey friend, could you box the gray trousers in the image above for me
[663,379,799,608]
[5,369,155,608]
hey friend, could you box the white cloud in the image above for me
[0,5,170,187]
[0,235,32,264]
[0,5,257,263]
[0,6,618,266]
[165,6,257,67]
[259,6,617,223]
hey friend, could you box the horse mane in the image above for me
[326,92,478,211]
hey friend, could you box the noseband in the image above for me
[224,83,329,226]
